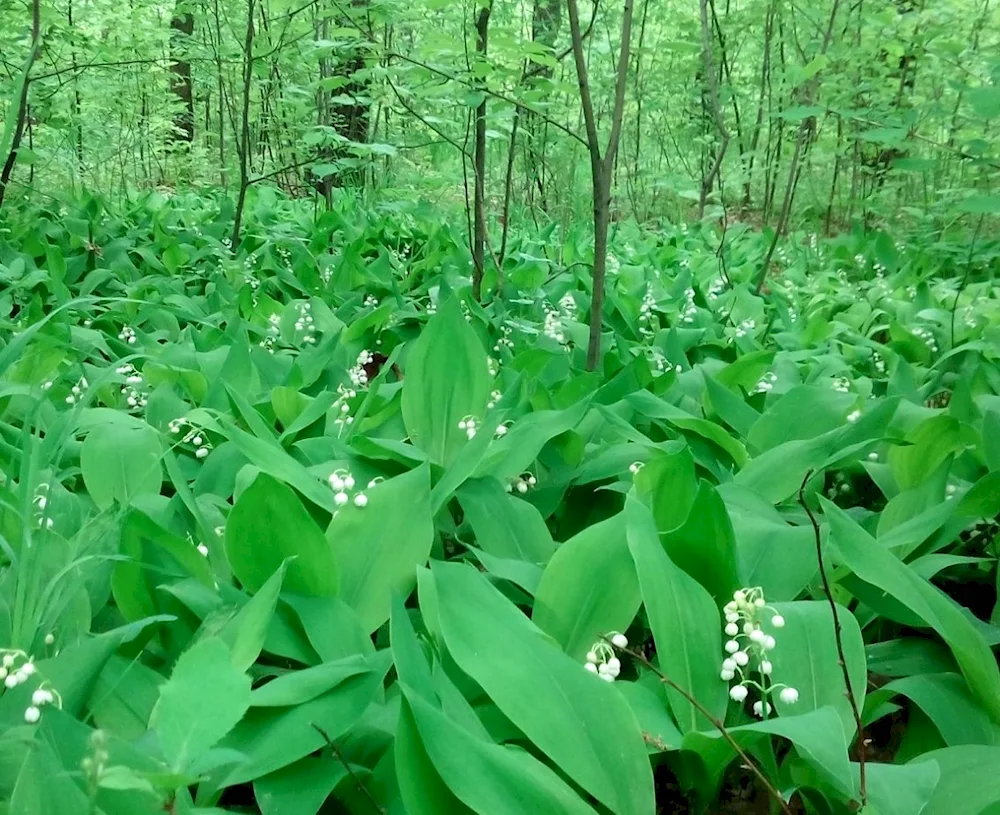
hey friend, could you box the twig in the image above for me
[950,214,985,348]
[608,640,796,815]
[311,723,386,814]
[798,470,867,807]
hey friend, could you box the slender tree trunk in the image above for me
[744,0,775,208]
[231,0,255,247]
[698,0,730,217]
[472,1,492,301]
[0,0,41,211]
[169,6,195,142]
[567,0,636,370]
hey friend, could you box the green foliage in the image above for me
[0,186,999,814]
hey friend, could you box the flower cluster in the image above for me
[628,461,644,475]
[720,588,798,717]
[734,318,756,339]
[1,650,62,724]
[487,357,499,378]
[168,416,212,459]
[328,469,369,508]
[493,324,514,352]
[458,416,479,440]
[912,326,939,353]
[487,388,502,409]
[425,300,437,315]
[332,385,357,433]
[832,376,850,393]
[707,277,726,302]
[559,293,577,318]
[846,409,862,423]
[872,351,886,375]
[607,254,621,276]
[349,350,373,388]
[543,304,567,345]
[679,287,697,324]
[584,632,628,682]
[118,326,136,345]
[260,313,281,353]
[33,484,52,531]
[364,295,378,308]
[294,303,316,346]
[751,371,777,395]
[116,362,148,410]
[65,375,89,405]
[505,473,537,494]
[494,422,510,438]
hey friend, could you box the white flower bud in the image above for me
[730,685,749,702]
[458,419,467,430]
[743,622,755,635]
[720,669,735,681]
[197,544,209,557]
[724,640,739,654]
[733,651,749,667]
[24,706,40,724]
[721,658,736,672]
[754,597,766,608]
[516,481,528,494]
[192,435,203,446]
[725,623,739,637]
[5,674,19,688]
[750,629,765,644]
[354,493,368,508]
[606,658,621,676]
[334,491,349,507]
[598,662,610,676]
[611,633,628,649]
[44,634,54,646]
[723,602,737,614]
[343,476,355,490]
[32,689,50,706]
[771,614,785,628]
[599,672,615,682]
[780,687,799,704]
[725,613,739,624]
[752,701,772,717]
[733,590,746,604]
[763,635,776,650]
[19,662,33,677]
[585,662,598,674]
[586,651,599,664]
[2,655,13,668]
[760,660,773,676]
[867,452,879,462]
[496,425,507,437]
[195,447,209,459]
[329,475,344,490]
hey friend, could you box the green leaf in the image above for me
[863,761,940,815]
[457,478,556,562]
[748,385,856,451]
[769,601,867,736]
[626,496,728,732]
[888,416,966,490]
[533,511,641,660]
[431,561,655,815]
[150,638,251,772]
[328,464,433,632]
[225,473,338,597]
[686,707,853,799]
[254,755,348,815]
[633,445,699,534]
[401,298,491,465]
[250,651,391,707]
[824,498,1000,724]
[913,745,1000,814]
[660,481,740,603]
[218,562,287,671]
[81,422,162,509]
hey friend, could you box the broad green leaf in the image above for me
[458,478,556,562]
[254,755,348,815]
[431,562,655,815]
[218,562,286,671]
[250,651,391,707]
[888,416,967,489]
[626,496,727,732]
[685,706,853,799]
[401,298,491,465]
[633,446,698,534]
[403,694,598,815]
[824,498,1000,724]
[863,761,939,815]
[327,464,432,632]
[81,423,162,509]
[913,746,1000,814]
[748,385,856,451]
[769,601,867,736]
[225,473,338,597]
[150,638,251,772]
[627,391,748,467]
[864,673,1000,746]
[533,512,641,660]
[661,481,740,603]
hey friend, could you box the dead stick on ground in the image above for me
[311,723,386,813]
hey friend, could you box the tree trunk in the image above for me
[230,0,255,247]
[0,0,41,211]
[567,0,636,370]
[169,8,195,142]
[472,1,492,300]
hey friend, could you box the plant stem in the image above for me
[311,723,386,813]
[798,470,867,807]
[610,641,795,815]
